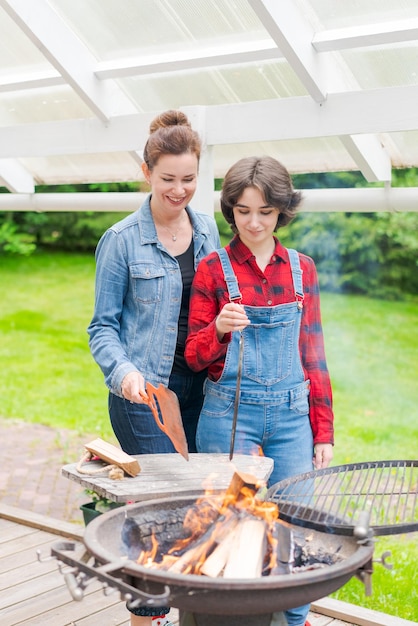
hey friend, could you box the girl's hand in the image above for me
[215,302,250,340]
[313,443,333,469]
[121,371,146,404]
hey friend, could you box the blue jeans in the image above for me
[109,370,206,455]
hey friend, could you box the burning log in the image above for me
[223,470,261,502]
[222,517,267,578]
[121,504,194,558]
[167,509,240,574]
[199,529,236,578]
[270,522,295,575]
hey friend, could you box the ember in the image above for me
[121,471,343,578]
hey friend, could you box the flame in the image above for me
[134,472,285,577]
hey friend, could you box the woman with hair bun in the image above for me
[88,110,220,626]
[185,155,334,626]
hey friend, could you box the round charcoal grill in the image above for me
[49,459,418,626]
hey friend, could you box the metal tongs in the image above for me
[140,383,189,460]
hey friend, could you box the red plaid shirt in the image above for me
[185,236,334,445]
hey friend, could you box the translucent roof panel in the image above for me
[0,0,418,203]
[297,0,418,29]
[20,152,143,187]
[49,0,268,59]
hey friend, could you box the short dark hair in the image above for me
[220,156,303,233]
[143,110,201,170]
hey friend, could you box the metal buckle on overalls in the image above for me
[230,293,243,304]
[296,293,304,310]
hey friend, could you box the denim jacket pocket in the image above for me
[129,262,165,303]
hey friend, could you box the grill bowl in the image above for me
[83,495,374,615]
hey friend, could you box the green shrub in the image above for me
[0,218,36,255]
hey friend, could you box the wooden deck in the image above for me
[1,504,415,626]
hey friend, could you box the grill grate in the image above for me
[267,460,418,535]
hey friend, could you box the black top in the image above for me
[172,239,195,375]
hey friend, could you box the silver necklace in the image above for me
[162,223,181,241]
[156,213,185,241]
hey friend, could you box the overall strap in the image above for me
[216,249,242,302]
[287,248,304,309]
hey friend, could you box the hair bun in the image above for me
[149,109,191,134]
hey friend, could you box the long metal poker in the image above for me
[229,330,244,460]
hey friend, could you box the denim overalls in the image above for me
[196,247,314,486]
[196,248,313,625]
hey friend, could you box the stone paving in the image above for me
[0,416,95,524]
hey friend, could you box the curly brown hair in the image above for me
[143,110,201,170]
[220,156,303,233]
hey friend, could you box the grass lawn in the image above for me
[1,250,417,621]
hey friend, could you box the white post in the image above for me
[181,105,215,216]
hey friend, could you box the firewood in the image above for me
[167,521,218,573]
[223,470,261,505]
[123,505,192,561]
[84,438,140,477]
[199,518,240,577]
[167,509,240,574]
[270,521,295,575]
[223,517,267,578]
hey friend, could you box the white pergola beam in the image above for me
[313,18,418,52]
[1,188,417,214]
[248,0,329,102]
[0,159,35,193]
[0,70,63,92]
[340,135,392,183]
[0,0,136,121]
[96,40,279,79]
[0,84,417,158]
[206,86,418,144]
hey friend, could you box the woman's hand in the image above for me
[215,302,250,340]
[313,443,333,469]
[121,371,146,404]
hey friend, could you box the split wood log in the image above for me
[199,516,240,577]
[167,509,240,574]
[223,470,261,504]
[223,517,267,578]
[84,438,141,477]
[270,521,295,575]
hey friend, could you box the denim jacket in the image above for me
[87,195,220,396]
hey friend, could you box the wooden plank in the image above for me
[0,527,55,559]
[312,598,418,626]
[61,453,274,503]
[24,590,124,626]
[74,602,131,626]
[1,580,120,626]
[0,519,39,543]
[0,503,84,540]
[0,536,59,573]
[309,614,338,625]
[0,567,70,610]
[0,551,58,591]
